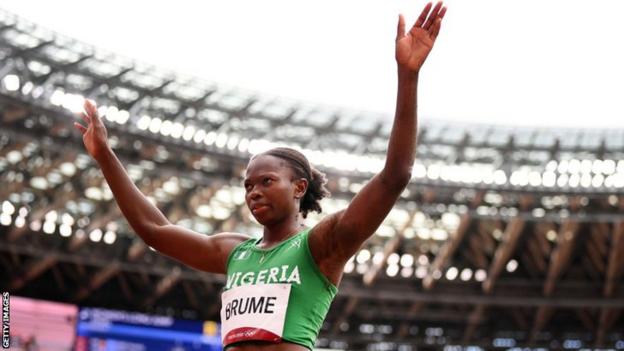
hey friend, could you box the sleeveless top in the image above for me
[221,228,338,350]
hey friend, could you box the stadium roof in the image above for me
[1,4,624,350]
[0,0,623,128]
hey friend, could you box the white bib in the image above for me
[220,283,291,346]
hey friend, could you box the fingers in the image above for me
[415,2,432,28]
[439,6,447,19]
[84,99,96,115]
[76,111,90,125]
[428,5,446,39]
[430,17,442,40]
[397,14,406,40]
[73,122,87,135]
[423,2,443,30]
[83,99,100,122]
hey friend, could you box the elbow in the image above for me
[394,172,412,191]
[380,169,412,193]
[131,221,165,246]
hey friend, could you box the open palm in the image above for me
[396,2,446,72]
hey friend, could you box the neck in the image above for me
[260,213,305,248]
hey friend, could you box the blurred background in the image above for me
[0,1,623,350]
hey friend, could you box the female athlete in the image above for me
[74,2,446,350]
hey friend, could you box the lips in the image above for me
[251,204,270,215]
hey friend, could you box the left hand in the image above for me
[396,2,447,73]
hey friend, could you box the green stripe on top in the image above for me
[224,228,338,350]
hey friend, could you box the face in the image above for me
[243,155,308,226]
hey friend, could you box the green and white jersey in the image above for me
[221,228,338,350]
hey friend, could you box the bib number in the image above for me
[220,283,291,345]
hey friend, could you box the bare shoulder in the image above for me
[211,231,252,241]
[308,210,348,284]
[202,232,252,274]
[153,225,252,274]
[309,210,344,242]
[208,231,251,250]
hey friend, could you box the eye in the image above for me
[263,177,273,185]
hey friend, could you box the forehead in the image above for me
[244,154,291,179]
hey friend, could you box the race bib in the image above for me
[220,283,291,346]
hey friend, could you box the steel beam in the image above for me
[483,217,525,294]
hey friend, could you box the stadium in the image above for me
[1,3,623,351]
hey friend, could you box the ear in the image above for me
[293,178,308,199]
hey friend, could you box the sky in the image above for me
[0,0,623,128]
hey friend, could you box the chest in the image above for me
[226,242,305,290]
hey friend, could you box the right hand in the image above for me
[74,100,110,161]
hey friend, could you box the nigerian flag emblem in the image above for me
[236,250,250,260]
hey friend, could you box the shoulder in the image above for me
[307,211,348,285]
[205,232,253,256]
[214,232,253,241]
[308,210,346,259]
[209,232,255,272]
[211,232,253,245]
[309,210,345,239]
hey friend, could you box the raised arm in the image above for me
[309,2,446,283]
[74,100,248,274]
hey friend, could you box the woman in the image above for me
[74,2,446,350]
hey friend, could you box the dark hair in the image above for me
[258,147,330,218]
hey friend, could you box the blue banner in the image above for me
[75,307,221,351]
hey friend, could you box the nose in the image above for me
[247,186,262,201]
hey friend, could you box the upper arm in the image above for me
[309,171,407,267]
[149,224,249,274]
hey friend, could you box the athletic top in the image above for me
[221,228,338,350]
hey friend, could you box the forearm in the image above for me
[95,147,170,242]
[382,68,419,186]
